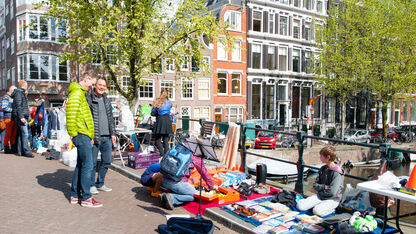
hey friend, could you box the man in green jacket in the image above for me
[67,74,102,208]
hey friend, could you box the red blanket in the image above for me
[183,187,280,215]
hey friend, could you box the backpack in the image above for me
[160,143,193,182]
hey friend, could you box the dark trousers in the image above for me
[155,134,169,156]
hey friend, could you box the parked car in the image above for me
[255,131,278,149]
[344,129,371,143]
[370,128,397,143]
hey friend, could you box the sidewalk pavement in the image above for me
[0,153,238,234]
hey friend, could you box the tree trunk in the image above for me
[341,102,346,140]
[382,102,388,140]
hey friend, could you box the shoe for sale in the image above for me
[164,193,174,210]
[90,186,99,194]
[81,198,103,208]
[97,185,112,192]
[70,196,80,204]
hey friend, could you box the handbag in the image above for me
[0,119,6,130]
[369,161,395,208]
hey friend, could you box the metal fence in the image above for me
[176,118,416,195]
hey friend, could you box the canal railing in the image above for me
[176,118,416,195]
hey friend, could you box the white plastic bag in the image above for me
[62,148,77,167]
[377,171,400,188]
[341,184,374,212]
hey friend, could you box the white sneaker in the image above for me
[97,185,112,192]
[90,186,99,194]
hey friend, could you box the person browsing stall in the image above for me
[296,146,344,216]
[140,163,163,197]
[159,154,215,210]
[86,77,117,195]
[151,89,172,157]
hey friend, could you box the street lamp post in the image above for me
[310,107,314,147]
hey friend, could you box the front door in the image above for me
[279,104,286,126]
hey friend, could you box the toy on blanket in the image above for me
[349,211,378,232]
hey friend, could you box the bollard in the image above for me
[295,131,305,194]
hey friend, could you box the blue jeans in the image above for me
[91,136,112,188]
[162,179,196,206]
[70,134,93,201]
[16,119,31,156]
[0,129,5,151]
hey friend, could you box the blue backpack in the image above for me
[160,143,193,182]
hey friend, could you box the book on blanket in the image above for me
[252,212,282,222]
[268,225,289,234]
[296,214,323,224]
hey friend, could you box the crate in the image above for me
[127,151,160,169]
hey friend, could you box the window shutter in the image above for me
[302,19,305,39]
[263,44,268,69]
[274,46,279,70]
[301,50,306,73]
[263,11,268,33]
[275,14,279,34]
[248,8,252,31]
[289,16,292,36]
[325,97,329,120]
[248,43,252,68]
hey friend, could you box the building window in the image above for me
[403,102,409,122]
[217,39,227,61]
[202,56,210,72]
[279,16,288,36]
[252,84,261,119]
[293,20,300,39]
[305,0,312,10]
[280,0,288,4]
[266,85,275,119]
[181,56,189,71]
[231,40,241,62]
[267,46,275,70]
[253,10,262,32]
[106,45,117,65]
[224,11,241,31]
[294,0,300,7]
[360,99,366,123]
[160,80,175,100]
[317,1,323,13]
[305,24,312,40]
[17,16,26,41]
[18,56,28,80]
[278,85,286,100]
[181,78,193,99]
[411,101,416,121]
[231,73,241,95]
[166,58,174,72]
[269,13,274,34]
[29,16,39,39]
[194,107,210,122]
[11,67,16,86]
[23,54,68,81]
[292,49,300,72]
[328,97,336,123]
[227,107,243,122]
[191,56,200,72]
[58,58,68,81]
[292,86,300,118]
[198,79,210,100]
[139,79,154,99]
[217,72,227,95]
[40,16,48,40]
[305,51,312,74]
[1,39,4,60]
[252,44,261,69]
[122,76,129,92]
[11,34,14,55]
[278,47,287,71]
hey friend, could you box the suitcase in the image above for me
[157,217,214,234]
[128,151,160,169]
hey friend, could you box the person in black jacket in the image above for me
[296,146,344,216]
[86,77,116,194]
[11,80,32,158]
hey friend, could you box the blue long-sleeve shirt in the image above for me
[151,100,172,116]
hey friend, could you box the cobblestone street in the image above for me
[0,153,237,234]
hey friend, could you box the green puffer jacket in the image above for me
[66,82,94,139]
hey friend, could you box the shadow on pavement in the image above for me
[132,186,169,215]
[36,168,73,200]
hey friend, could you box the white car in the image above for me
[344,129,371,143]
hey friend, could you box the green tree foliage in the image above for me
[315,0,416,139]
[44,0,225,106]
